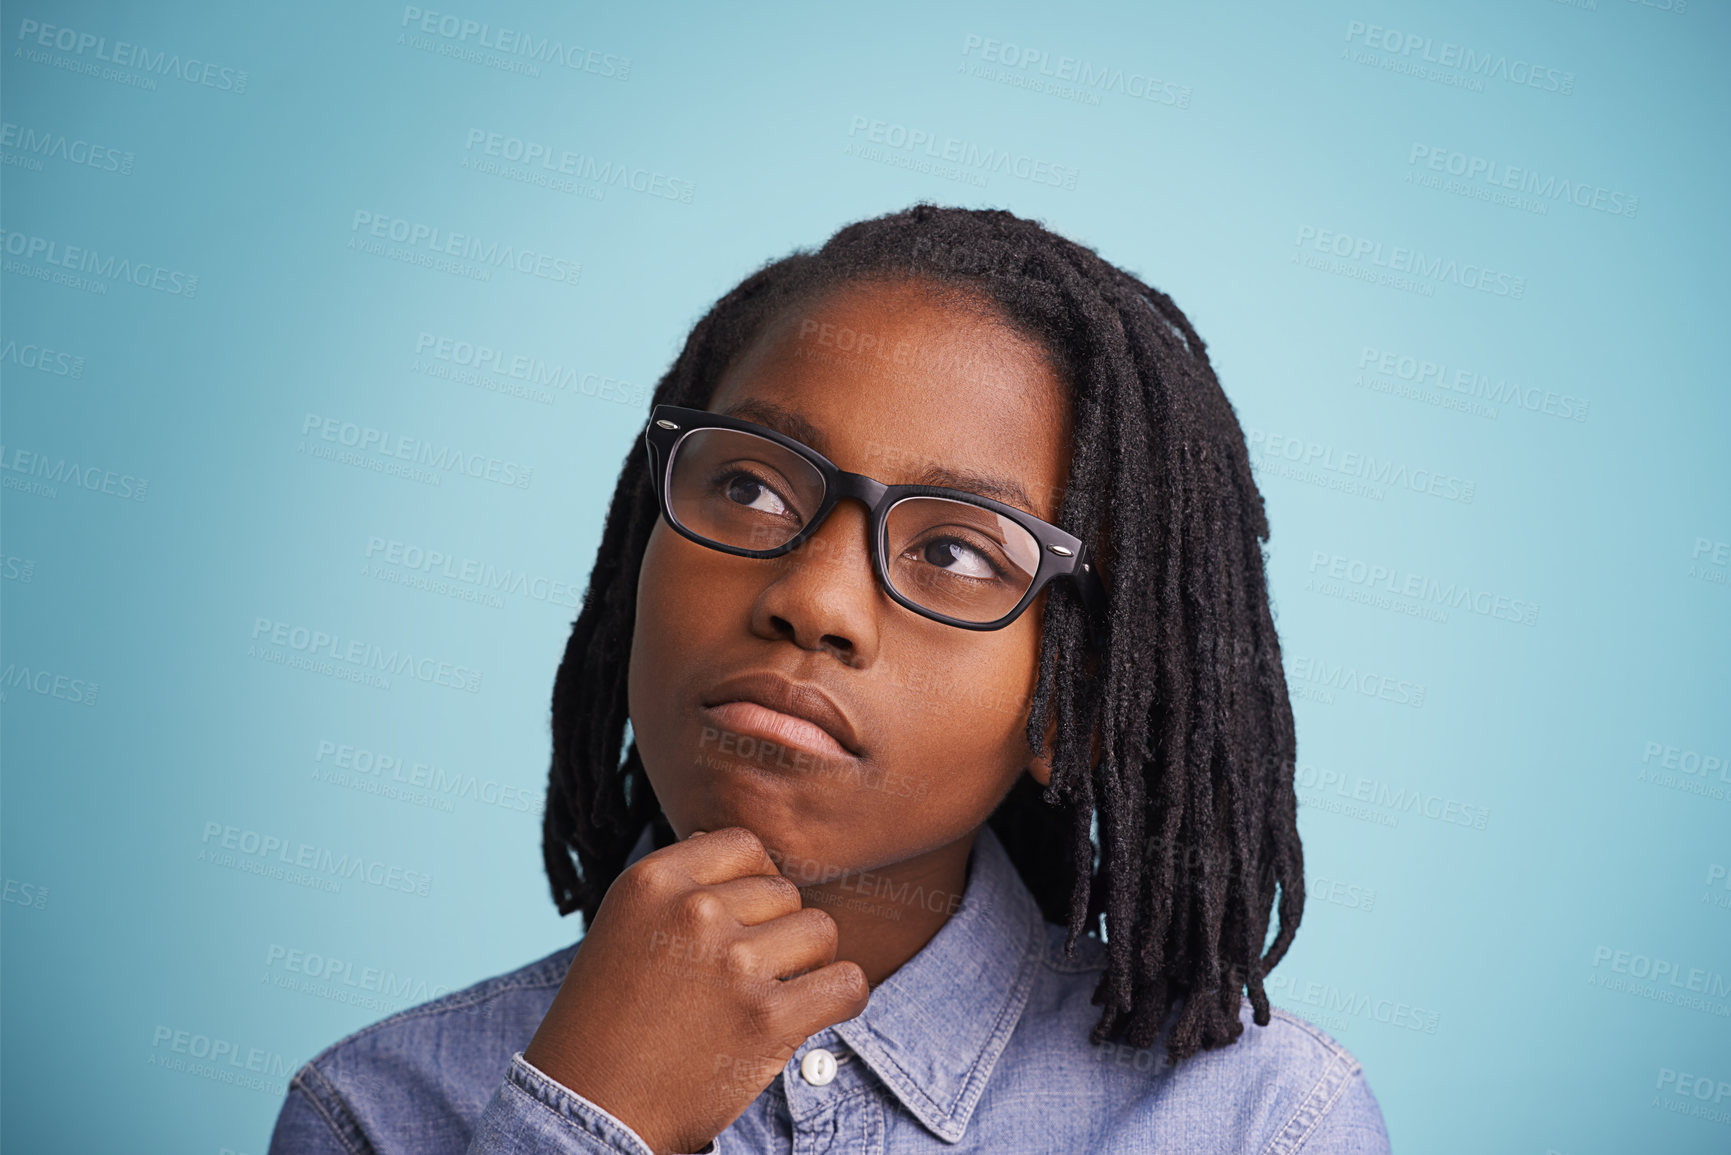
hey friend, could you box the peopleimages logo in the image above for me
[1591,946,1731,1000]
[149,1026,291,1091]
[364,535,580,609]
[0,227,198,296]
[1342,20,1575,96]
[265,943,451,1004]
[15,18,249,92]
[1356,346,1590,423]
[462,129,694,203]
[1641,741,1729,784]
[845,115,1079,190]
[348,211,581,287]
[1287,653,1426,709]
[314,739,545,816]
[0,338,84,378]
[1,121,133,174]
[1407,144,1637,219]
[1278,754,1492,831]
[0,444,149,501]
[412,331,647,408]
[957,34,1192,109]
[1247,426,1477,504]
[1653,1067,1731,1126]
[200,820,435,897]
[1294,226,1526,299]
[1263,971,1443,1034]
[0,662,99,706]
[1688,537,1729,589]
[249,617,483,694]
[1306,550,1540,627]
[398,6,630,79]
[300,412,533,490]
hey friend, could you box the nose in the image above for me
[747,497,883,666]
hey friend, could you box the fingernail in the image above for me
[689,830,708,838]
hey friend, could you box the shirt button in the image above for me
[800,1047,838,1086]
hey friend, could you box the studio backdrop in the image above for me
[2,1,1727,1152]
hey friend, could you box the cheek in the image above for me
[629,525,761,701]
[635,523,678,622]
[637,522,726,628]
[879,628,1040,760]
[630,526,705,704]
[970,611,1046,750]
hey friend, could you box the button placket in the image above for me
[783,1037,869,1155]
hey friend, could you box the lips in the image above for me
[700,671,863,758]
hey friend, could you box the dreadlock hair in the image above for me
[542,203,1303,1067]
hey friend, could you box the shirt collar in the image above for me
[624,819,1046,1144]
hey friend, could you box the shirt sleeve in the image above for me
[1293,1066,1392,1154]
[268,1068,368,1155]
[266,1053,717,1155]
[465,1052,717,1155]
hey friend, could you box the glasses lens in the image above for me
[884,496,1041,624]
[667,428,827,552]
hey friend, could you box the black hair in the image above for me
[541,204,1303,1067]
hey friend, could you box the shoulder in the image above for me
[279,942,579,1152]
[1019,924,1391,1153]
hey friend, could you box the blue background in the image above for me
[3,1,1727,1151]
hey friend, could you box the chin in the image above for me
[664,770,825,852]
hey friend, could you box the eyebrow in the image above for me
[720,399,1043,516]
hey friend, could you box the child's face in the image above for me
[628,278,1073,878]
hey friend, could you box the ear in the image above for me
[1028,709,1059,788]
[1028,709,1101,789]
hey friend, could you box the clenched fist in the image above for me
[522,826,872,1155]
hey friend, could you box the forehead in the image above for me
[707,280,1073,520]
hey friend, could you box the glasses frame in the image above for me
[643,403,1108,635]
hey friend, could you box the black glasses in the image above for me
[644,404,1107,634]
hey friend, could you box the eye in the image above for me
[714,468,795,519]
[907,535,1003,581]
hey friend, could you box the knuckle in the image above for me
[723,938,761,976]
[711,824,771,864]
[729,825,770,858]
[833,961,870,1004]
[802,906,839,940]
[678,889,727,926]
[625,859,675,896]
[720,827,768,855]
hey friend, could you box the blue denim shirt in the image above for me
[268,821,1391,1153]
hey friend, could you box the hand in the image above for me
[522,826,872,1155]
